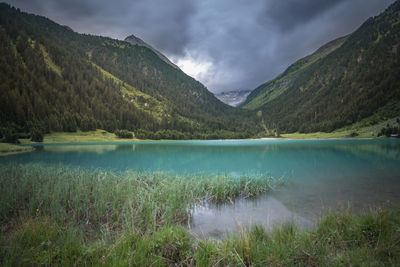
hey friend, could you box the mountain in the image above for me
[125,34,179,70]
[215,90,252,107]
[241,0,400,133]
[0,3,259,139]
[242,36,348,110]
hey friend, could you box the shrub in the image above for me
[115,129,133,139]
[135,129,153,139]
[349,132,359,137]
[0,127,19,144]
[30,128,44,142]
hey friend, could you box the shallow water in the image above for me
[2,139,400,237]
[189,195,315,239]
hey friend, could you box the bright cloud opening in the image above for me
[174,55,213,81]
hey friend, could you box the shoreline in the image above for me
[0,136,387,153]
[0,143,34,156]
[0,129,393,156]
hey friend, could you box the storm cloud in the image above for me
[10,0,395,93]
[259,0,346,32]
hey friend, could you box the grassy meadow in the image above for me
[0,143,33,155]
[35,129,138,143]
[281,116,400,139]
[0,130,137,154]
[0,164,399,266]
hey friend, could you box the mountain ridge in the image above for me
[241,35,348,109]
[124,34,179,70]
[241,0,400,133]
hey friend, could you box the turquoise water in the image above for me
[2,139,400,236]
[3,139,400,177]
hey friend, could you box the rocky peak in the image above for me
[125,34,179,69]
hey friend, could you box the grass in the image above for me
[282,116,400,139]
[0,143,33,155]
[23,129,140,144]
[0,164,278,231]
[0,164,399,265]
[281,131,353,139]
[1,130,132,155]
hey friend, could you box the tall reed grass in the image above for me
[1,164,399,266]
[0,164,278,234]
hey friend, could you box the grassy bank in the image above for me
[35,129,139,143]
[282,116,400,139]
[281,131,362,139]
[3,119,396,152]
[0,143,33,155]
[1,130,133,155]
[1,164,399,265]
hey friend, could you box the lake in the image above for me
[2,139,400,238]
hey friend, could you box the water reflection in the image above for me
[6,139,400,177]
[190,195,314,239]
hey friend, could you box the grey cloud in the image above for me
[127,0,196,56]
[11,0,100,20]
[50,0,99,18]
[9,0,397,94]
[188,0,394,93]
[258,0,346,32]
[10,0,46,14]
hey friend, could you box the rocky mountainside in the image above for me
[241,0,400,133]
[215,90,252,107]
[124,34,179,69]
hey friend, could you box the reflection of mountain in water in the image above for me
[9,140,400,175]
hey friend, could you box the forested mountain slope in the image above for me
[242,0,400,133]
[0,3,258,139]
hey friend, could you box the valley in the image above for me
[1,1,400,266]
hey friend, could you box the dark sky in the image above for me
[10,0,395,93]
